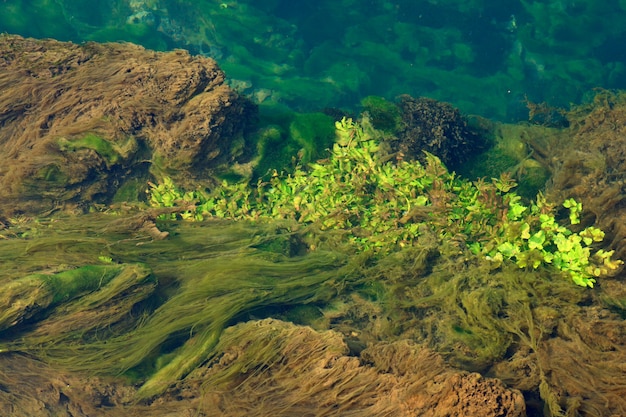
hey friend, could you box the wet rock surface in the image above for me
[393,95,485,170]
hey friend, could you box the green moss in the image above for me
[221,62,258,82]
[324,61,370,93]
[0,264,125,332]
[252,124,289,177]
[515,159,550,199]
[360,95,402,132]
[264,77,338,108]
[37,163,69,184]
[460,124,551,199]
[41,264,125,305]
[288,112,335,164]
[281,304,324,326]
[57,133,139,173]
[112,178,145,203]
[251,109,335,178]
[58,133,120,165]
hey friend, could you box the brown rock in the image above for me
[0,34,255,216]
[392,95,485,170]
[0,319,526,417]
[169,319,527,417]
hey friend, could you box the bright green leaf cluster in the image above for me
[148,117,623,287]
[148,176,204,220]
[477,193,623,287]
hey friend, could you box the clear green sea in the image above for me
[2,0,626,120]
[2,2,626,416]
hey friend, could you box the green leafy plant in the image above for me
[476,192,622,287]
[148,116,622,287]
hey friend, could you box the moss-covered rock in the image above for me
[360,95,402,133]
[0,35,255,216]
[460,122,554,199]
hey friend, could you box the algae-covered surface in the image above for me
[1,89,626,415]
[0,201,625,416]
[1,2,626,416]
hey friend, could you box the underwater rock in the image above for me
[0,319,525,417]
[391,95,485,171]
[173,319,526,416]
[0,34,255,217]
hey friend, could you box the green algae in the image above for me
[0,0,77,41]
[58,133,120,163]
[3,0,626,122]
[0,264,124,332]
[0,213,361,399]
[251,109,335,178]
[112,177,146,203]
[0,207,624,415]
[360,95,402,133]
[57,133,138,167]
[460,122,555,198]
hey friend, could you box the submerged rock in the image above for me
[0,319,526,417]
[392,95,485,171]
[0,34,255,217]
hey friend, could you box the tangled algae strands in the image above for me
[127,246,352,400]
[0,212,363,399]
[2,211,626,415]
[183,319,509,417]
[344,239,626,417]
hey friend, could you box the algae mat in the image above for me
[0,213,359,396]
[0,212,625,416]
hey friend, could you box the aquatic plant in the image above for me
[149,117,622,287]
[473,192,622,287]
[0,215,357,401]
[250,111,336,178]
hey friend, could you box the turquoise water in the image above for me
[2,0,626,120]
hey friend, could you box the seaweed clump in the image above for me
[546,90,626,262]
[392,95,484,171]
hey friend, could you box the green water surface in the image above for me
[2,0,626,120]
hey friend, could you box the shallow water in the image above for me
[0,211,625,416]
[2,2,626,416]
[1,0,626,119]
